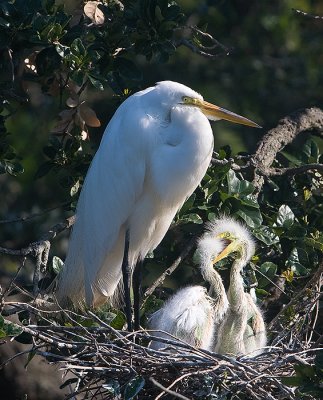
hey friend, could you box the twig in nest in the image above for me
[150,377,190,400]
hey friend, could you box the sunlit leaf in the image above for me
[52,256,64,275]
[276,204,295,229]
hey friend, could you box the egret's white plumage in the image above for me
[149,223,229,350]
[54,81,260,311]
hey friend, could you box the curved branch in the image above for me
[265,163,323,177]
[252,107,323,195]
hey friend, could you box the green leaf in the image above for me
[110,310,126,330]
[276,205,295,229]
[314,351,323,369]
[35,161,55,179]
[253,226,280,245]
[102,380,120,395]
[257,262,277,287]
[280,151,302,166]
[227,169,240,194]
[302,139,319,162]
[3,320,23,337]
[294,364,315,378]
[52,256,64,275]
[5,161,24,176]
[238,180,255,195]
[235,208,262,228]
[286,248,310,276]
[178,193,195,216]
[304,235,323,252]
[185,213,203,224]
[88,75,104,91]
[124,376,145,400]
[71,38,86,57]
[280,375,304,386]
[114,58,142,81]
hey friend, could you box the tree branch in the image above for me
[143,236,196,300]
[149,377,190,400]
[252,107,323,195]
[0,216,75,293]
[263,163,323,177]
[268,261,323,338]
[293,8,323,20]
[175,26,231,58]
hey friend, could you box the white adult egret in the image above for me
[149,225,229,350]
[212,218,267,356]
[54,81,260,330]
[149,217,267,356]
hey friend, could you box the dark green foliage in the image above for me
[0,1,322,398]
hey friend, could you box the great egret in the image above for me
[149,230,229,350]
[54,81,260,330]
[148,217,267,356]
[213,218,267,356]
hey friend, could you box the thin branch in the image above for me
[268,261,323,336]
[264,163,323,177]
[149,377,190,400]
[143,236,196,300]
[174,25,231,58]
[293,8,323,20]
[0,201,71,224]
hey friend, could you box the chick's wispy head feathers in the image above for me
[199,216,255,265]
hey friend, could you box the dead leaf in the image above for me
[84,1,105,25]
[79,104,101,127]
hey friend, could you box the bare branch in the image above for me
[252,107,323,195]
[265,163,323,177]
[143,236,196,300]
[293,8,323,20]
[150,377,190,400]
[174,26,231,58]
[268,261,323,339]
[0,201,71,224]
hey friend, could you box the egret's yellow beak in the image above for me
[212,235,242,264]
[200,101,261,128]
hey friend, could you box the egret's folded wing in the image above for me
[56,96,148,307]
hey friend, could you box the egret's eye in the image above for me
[182,96,199,105]
[182,96,191,103]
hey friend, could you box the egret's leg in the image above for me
[122,230,132,331]
[133,259,143,330]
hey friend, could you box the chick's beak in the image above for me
[200,100,261,128]
[212,240,241,264]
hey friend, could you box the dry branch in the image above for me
[252,107,323,195]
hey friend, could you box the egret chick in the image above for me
[212,218,267,356]
[149,226,229,350]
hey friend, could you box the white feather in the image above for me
[55,81,214,308]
